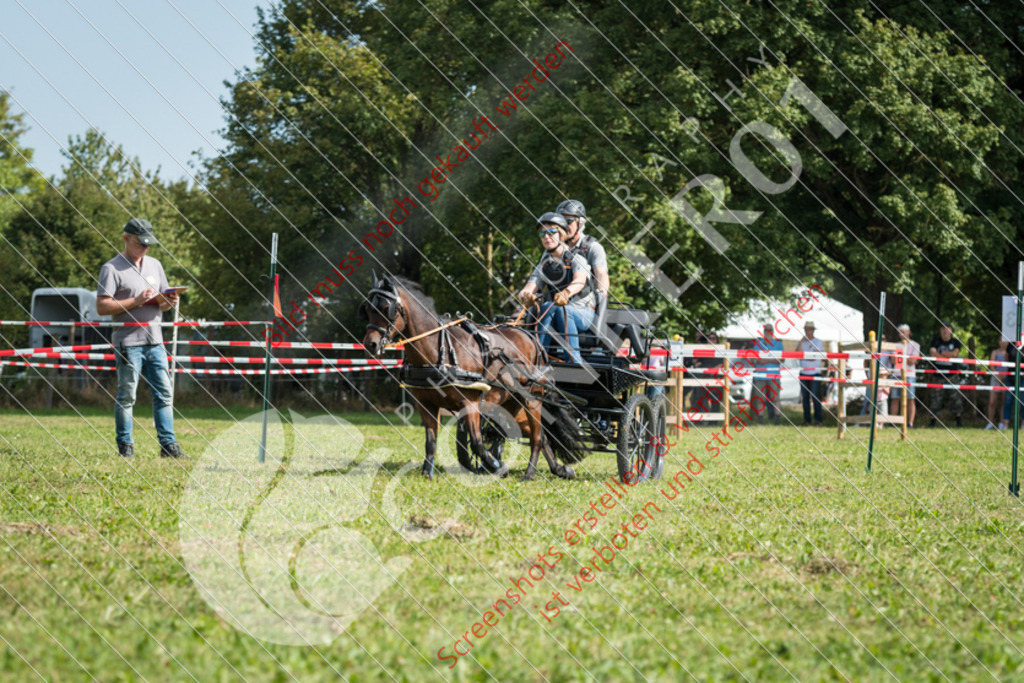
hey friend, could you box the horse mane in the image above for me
[389,275,438,317]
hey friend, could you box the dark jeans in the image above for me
[929,372,963,418]
[752,377,780,422]
[800,376,822,424]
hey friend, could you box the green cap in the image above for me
[124,218,158,246]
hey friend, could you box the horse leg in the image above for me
[542,437,575,480]
[421,407,440,480]
[519,405,541,482]
[465,405,509,478]
[533,402,575,480]
[522,399,575,481]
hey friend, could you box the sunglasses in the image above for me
[538,228,560,236]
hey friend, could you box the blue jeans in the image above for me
[115,344,176,446]
[537,303,594,363]
[1004,388,1021,423]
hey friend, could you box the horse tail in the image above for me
[542,398,588,464]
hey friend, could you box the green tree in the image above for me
[189,8,423,337]
[0,91,44,236]
[0,130,199,325]
[194,0,1023,343]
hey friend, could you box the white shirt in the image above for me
[797,336,824,374]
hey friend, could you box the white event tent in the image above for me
[721,288,865,345]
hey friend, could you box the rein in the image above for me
[384,316,468,349]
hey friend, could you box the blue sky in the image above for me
[0,0,271,181]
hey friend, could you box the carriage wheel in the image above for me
[649,393,668,480]
[456,414,506,474]
[616,393,656,483]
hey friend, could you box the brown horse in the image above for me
[361,274,585,481]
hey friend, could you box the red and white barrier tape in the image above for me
[2,340,407,357]
[168,339,403,351]
[0,360,114,371]
[674,347,1024,369]
[21,351,400,366]
[678,349,868,361]
[918,368,1020,376]
[887,354,1022,369]
[0,320,271,327]
[0,343,113,358]
[0,359,401,375]
[176,365,397,376]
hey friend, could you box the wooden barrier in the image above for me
[664,343,731,431]
[837,334,907,440]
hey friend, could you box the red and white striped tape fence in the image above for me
[672,365,1020,393]
[0,360,402,375]
[17,352,400,366]
[0,320,270,327]
[170,339,383,351]
[674,347,1024,369]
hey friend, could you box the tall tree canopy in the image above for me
[189,1,1023,344]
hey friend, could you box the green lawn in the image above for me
[1,407,1022,681]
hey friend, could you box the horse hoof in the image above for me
[494,464,510,478]
[559,466,576,480]
[421,464,434,479]
[519,473,535,482]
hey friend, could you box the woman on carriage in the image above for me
[516,212,595,363]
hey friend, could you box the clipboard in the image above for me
[145,286,189,306]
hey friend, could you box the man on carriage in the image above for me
[516,212,595,363]
[556,199,609,298]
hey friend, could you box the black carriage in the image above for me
[457,293,669,482]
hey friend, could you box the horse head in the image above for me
[360,273,407,357]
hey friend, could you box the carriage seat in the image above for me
[577,293,650,358]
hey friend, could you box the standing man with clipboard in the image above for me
[96,218,189,460]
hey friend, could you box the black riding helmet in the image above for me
[537,212,568,252]
[537,211,568,231]
[555,199,586,219]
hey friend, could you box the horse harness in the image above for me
[400,320,494,391]
[359,283,404,347]
[363,277,552,398]
[400,319,550,398]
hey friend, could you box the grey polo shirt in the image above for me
[97,253,169,347]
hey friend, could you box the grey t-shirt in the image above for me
[527,251,596,309]
[576,237,607,278]
[97,253,169,347]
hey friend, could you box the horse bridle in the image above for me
[360,278,405,346]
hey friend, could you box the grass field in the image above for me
[1,406,1022,681]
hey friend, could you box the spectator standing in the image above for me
[928,322,963,428]
[889,324,921,428]
[96,219,188,460]
[999,340,1021,430]
[876,365,892,418]
[752,323,783,424]
[796,321,824,426]
[690,332,725,417]
[986,339,1008,430]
